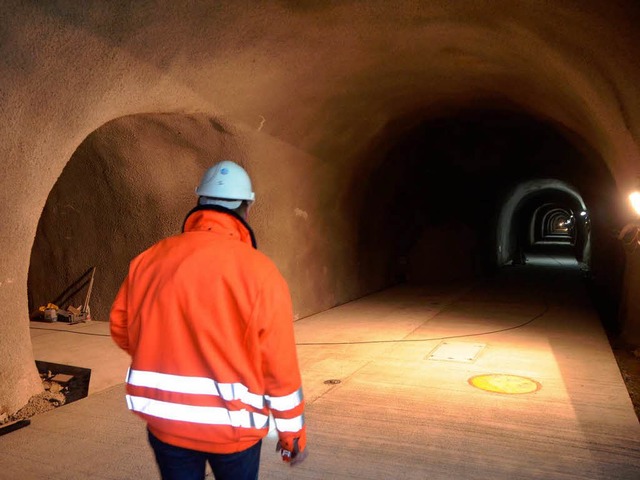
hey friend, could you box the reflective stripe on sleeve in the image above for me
[126,394,269,429]
[274,414,305,433]
[126,368,264,409]
[265,388,304,412]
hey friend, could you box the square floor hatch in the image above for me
[427,341,486,363]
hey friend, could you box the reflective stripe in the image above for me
[274,414,305,433]
[265,388,304,412]
[126,394,269,429]
[127,368,264,409]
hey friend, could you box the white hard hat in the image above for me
[195,160,255,209]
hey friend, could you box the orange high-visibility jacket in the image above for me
[110,207,306,454]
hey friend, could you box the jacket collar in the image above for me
[182,205,257,249]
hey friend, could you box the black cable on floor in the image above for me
[296,261,567,346]
[29,326,111,337]
[295,303,550,346]
[29,277,552,345]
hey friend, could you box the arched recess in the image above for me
[27,113,242,323]
[27,112,331,326]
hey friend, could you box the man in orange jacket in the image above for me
[110,160,307,480]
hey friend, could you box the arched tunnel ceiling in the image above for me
[11,0,640,188]
[187,1,640,175]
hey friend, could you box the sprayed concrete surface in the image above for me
[1,261,639,479]
[3,0,640,431]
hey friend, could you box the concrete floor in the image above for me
[2,253,640,479]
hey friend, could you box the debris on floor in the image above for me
[30,266,96,324]
[3,371,69,424]
[612,343,640,422]
[1,362,91,430]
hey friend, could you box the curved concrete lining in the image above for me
[2,0,640,414]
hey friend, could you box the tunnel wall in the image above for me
[3,0,640,414]
[621,252,640,344]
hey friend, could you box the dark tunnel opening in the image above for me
[354,105,624,330]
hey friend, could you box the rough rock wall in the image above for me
[28,114,242,323]
[29,113,342,324]
[2,0,640,414]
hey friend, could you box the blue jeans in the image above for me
[147,429,262,480]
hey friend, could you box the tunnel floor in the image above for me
[3,256,640,479]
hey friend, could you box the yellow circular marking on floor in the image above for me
[468,374,541,394]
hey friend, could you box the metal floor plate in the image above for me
[427,341,486,363]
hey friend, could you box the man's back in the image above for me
[111,208,305,455]
[125,209,276,377]
[111,161,307,478]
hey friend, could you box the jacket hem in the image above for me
[147,425,264,454]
